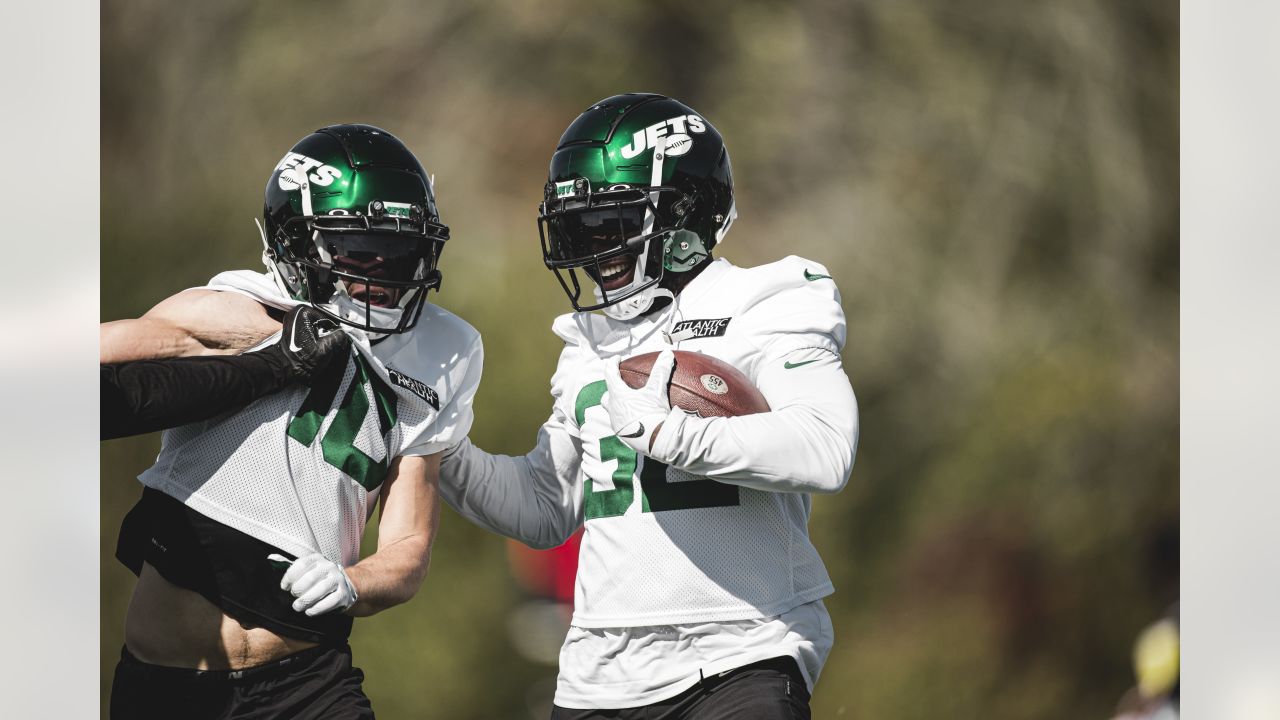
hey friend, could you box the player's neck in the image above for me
[642,257,713,318]
[660,254,711,297]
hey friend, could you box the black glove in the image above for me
[272,305,351,383]
[100,305,352,440]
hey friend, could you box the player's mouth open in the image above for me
[597,256,636,291]
[348,284,399,308]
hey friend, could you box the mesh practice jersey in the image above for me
[441,255,858,628]
[139,270,483,567]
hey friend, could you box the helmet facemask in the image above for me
[539,178,706,319]
[264,208,448,335]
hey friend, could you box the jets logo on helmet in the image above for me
[260,124,450,336]
[537,94,735,320]
[275,152,343,190]
[619,114,707,159]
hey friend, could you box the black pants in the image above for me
[550,656,811,720]
[110,644,374,720]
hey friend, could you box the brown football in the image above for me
[618,350,770,418]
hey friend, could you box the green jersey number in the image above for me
[576,380,739,521]
[288,353,399,492]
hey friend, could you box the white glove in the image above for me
[602,349,675,454]
[271,552,360,617]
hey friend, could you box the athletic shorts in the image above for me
[550,656,811,720]
[109,644,374,720]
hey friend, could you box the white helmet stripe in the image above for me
[299,174,313,217]
[642,136,669,238]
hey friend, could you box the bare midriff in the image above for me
[124,563,319,670]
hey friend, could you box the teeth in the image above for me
[600,260,630,280]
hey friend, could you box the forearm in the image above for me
[100,347,290,439]
[101,290,282,363]
[652,406,856,493]
[649,355,859,493]
[100,318,210,363]
[343,455,441,616]
[343,532,433,616]
[439,431,582,549]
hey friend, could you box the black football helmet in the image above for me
[537,94,735,319]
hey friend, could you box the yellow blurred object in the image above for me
[1134,618,1180,698]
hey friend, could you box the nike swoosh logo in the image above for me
[287,312,306,353]
[618,423,645,439]
[784,359,820,369]
[804,270,832,281]
[266,553,294,570]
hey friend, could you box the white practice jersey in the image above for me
[441,255,858,706]
[139,270,483,567]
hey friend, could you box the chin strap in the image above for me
[257,217,304,301]
[601,286,672,320]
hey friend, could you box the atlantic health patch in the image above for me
[666,317,731,343]
[388,368,440,410]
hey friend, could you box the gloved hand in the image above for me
[602,349,675,454]
[272,305,350,384]
[271,552,360,616]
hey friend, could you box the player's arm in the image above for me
[100,288,282,363]
[278,454,441,618]
[438,416,585,550]
[100,306,350,440]
[437,339,586,550]
[647,347,859,494]
[603,346,857,494]
[604,274,859,494]
[344,454,441,616]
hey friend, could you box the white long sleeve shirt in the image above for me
[440,255,858,707]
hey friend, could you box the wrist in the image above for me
[339,566,360,614]
[250,343,295,387]
[647,407,688,462]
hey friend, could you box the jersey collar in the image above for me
[672,257,733,309]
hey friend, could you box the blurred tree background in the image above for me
[101,1,1178,718]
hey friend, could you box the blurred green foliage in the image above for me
[101,1,1177,718]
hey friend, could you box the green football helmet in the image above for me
[260,124,449,335]
[537,94,735,319]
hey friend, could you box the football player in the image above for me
[101,125,482,720]
[101,304,349,440]
[441,94,858,719]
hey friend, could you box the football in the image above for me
[618,350,770,418]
